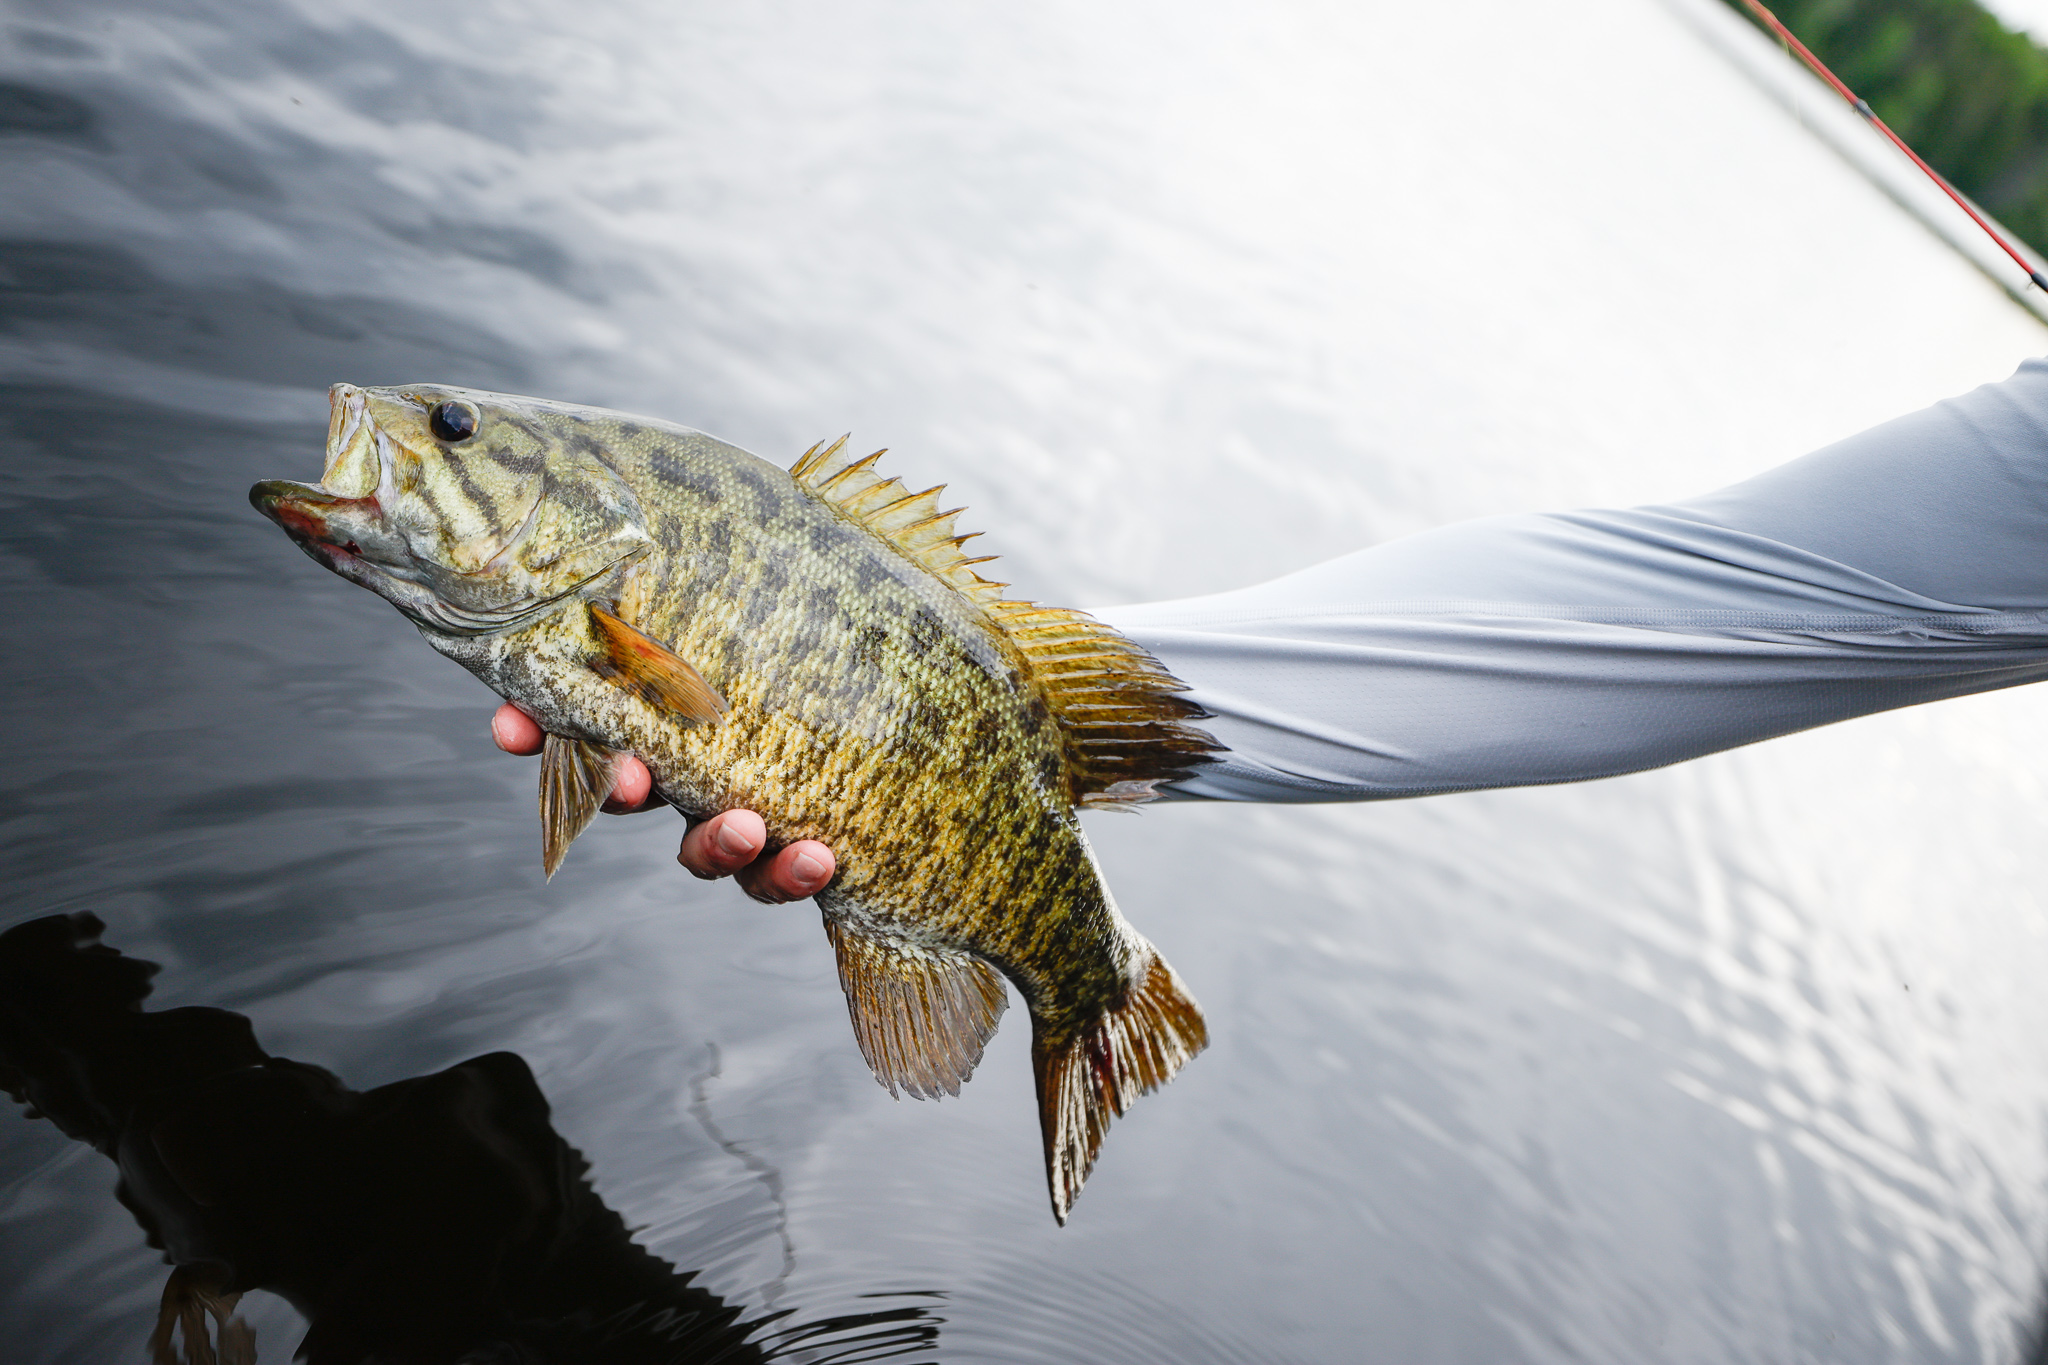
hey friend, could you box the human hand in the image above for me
[489,702,836,903]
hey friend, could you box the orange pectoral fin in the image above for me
[586,604,728,723]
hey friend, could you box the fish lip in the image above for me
[323,383,369,487]
[249,479,371,565]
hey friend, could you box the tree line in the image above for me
[1729,0,2048,256]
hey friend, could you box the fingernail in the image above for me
[791,850,827,887]
[714,822,757,859]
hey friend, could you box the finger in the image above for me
[601,754,656,814]
[491,703,544,755]
[678,809,768,880]
[736,840,835,904]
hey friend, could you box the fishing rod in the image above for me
[1735,0,2048,292]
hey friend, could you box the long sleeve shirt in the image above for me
[1098,357,2048,803]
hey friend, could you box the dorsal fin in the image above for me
[792,436,1009,606]
[980,600,1218,807]
[791,438,1220,807]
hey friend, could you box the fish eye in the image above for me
[428,400,479,443]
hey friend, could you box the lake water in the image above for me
[7,0,2048,1361]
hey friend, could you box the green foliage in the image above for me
[1728,0,2048,255]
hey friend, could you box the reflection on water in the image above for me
[7,0,2048,1361]
[0,913,937,1363]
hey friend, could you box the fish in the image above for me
[250,383,1219,1222]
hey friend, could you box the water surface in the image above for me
[7,1,2048,1360]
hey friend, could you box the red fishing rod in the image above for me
[1735,0,2048,292]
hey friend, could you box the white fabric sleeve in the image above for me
[1096,356,2048,803]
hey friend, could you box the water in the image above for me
[7,0,2048,1360]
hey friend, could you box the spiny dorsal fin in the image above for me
[791,438,1219,807]
[1032,946,1207,1224]
[539,733,615,880]
[825,914,1008,1100]
[792,436,1009,606]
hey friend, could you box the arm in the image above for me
[1098,356,2048,801]
[497,354,2048,831]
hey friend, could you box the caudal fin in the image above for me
[1031,947,1207,1224]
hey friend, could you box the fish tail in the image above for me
[1030,945,1207,1225]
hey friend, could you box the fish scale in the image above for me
[252,382,1218,1223]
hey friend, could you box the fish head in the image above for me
[250,383,653,635]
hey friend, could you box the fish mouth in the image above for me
[250,477,464,629]
[321,383,384,500]
[249,480,373,566]
[248,478,425,611]
[248,471,587,638]
[251,384,405,575]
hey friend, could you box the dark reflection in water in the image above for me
[0,912,937,1364]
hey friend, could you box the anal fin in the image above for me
[540,733,616,880]
[1033,946,1207,1225]
[825,916,1008,1100]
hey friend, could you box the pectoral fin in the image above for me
[587,604,726,723]
[825,916,1008,1100]
[540,733,617,880]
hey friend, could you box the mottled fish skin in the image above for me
[251,383,1217,1222]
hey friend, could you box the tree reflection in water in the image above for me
[0,913,938,1365]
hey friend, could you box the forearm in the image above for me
[1099,358,2048,803]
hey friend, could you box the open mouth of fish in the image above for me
[248,385,464,627]
[250,385,630,637]
[252,387,385,563]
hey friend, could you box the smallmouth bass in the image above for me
[251,384,1219,1222]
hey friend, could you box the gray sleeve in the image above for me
[1095,357,2048,803]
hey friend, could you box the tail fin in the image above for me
[1031,947,1207,1224]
